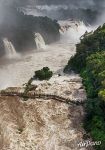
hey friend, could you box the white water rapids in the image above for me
[0,21,92,90]
[0,21,92,150]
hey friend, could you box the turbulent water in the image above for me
[59,20,92,43]
[0,20,93,150]
[0,21,92,90]
[20,5,69,19]
[0,84,86,150]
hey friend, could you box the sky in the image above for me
[1,0,104,9]
[34,0,105,8]
[0,0,105,25]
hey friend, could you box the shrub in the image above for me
[34,67,53,80]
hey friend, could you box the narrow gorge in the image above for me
[0,19,91,150]
[0,0,105,150]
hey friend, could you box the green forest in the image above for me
[65,24,105,150]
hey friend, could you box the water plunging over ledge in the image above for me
[3,38,20,59]
[34,33,46,50]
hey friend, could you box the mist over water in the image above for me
[19,0,105,25]
[0,71,13,89]
[3,38,20,59]
[0,0,104,89]
[0,19,93,90]
[59,21,92,43]
[35,33,46,50]
[0,2,105,150]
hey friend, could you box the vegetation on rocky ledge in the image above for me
[34,67,53,80]
[64,24,105,150]
[24,67,53,96]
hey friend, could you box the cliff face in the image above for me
[0,75,89,150]
[0,6,60,56]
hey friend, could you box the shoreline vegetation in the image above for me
[64,24,105,149]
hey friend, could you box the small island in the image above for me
[34,67,53,80]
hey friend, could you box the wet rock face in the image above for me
[0,6,60,55]
[0,95,86,150]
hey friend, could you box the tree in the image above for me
[64,23,105,150]
[34,67,53,80]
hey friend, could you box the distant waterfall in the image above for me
[59,20,92,43]
[34,33,46,50]
[3,38,19,59]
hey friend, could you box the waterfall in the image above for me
[59,20,92,44]
[3,38,19,59]
[34,33,46,50]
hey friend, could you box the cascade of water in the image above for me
[59,20,92,44]
[3,38,19,59]
[34,33,46,50]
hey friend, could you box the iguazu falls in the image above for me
[0,0,105,150]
